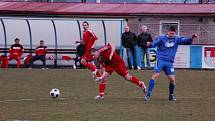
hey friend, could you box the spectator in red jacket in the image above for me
[8,38,24,68]
[29,40,47,69]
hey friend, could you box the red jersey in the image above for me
[35,46,47,55]
[97,43,124,68]
[83,30,98,51]
[97,43,128,76]
[9,44,24,56]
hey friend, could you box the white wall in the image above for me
[104,20,122,47]
[29,20,55,49]
[3,19,30,48]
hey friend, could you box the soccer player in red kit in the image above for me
[29,40,47,69]
[7,38,24,68]
[77,21,101,80]
[91,43,146,100]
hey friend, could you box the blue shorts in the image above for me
[154,59,175,75]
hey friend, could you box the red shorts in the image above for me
[8,55,20,61]
[81,47,94,61]
[104,61,128,77]
[81,52,93,61]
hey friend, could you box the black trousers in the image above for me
[29,55,46,68]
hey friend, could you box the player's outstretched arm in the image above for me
[177,33,197,45]
[75,40,85,45]
[108,43,115,60]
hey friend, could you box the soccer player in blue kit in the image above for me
[144,26,197,101]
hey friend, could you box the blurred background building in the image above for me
[0,0,215,3]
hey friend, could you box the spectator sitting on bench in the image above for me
[29,40,47,69]
[8,38,24,68]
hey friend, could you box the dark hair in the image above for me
[76,44,85,56]
[82,21,89,26]
[168,26,176,32]
[40,40,44,43]
[15,38,19,41]
[91,48,97,53]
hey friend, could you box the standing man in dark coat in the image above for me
[122,26,140,70]
[137,25,153,69]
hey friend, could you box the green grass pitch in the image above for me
[0,69,214,121]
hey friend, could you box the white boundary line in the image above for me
[0,98,66,103]
[0,96,214,103]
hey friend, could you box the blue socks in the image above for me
[169,83,175,95]
[146,79,175,97]
[146,79,155,97]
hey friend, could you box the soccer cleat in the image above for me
[94,95,104,100]
[142,87,147,94]
[92,70,97,78]
[169,94,176,101]
[94,76,103,82]
[144,91,151,101]
[92,70,102,81]
[144,95,150,101]
[92,70,100,78]
[140,81,146,94]
[137,66,141,70]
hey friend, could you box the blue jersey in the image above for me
[151,35,192,62]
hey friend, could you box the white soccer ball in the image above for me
[50,88,60,98]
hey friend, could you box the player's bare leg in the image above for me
[81,58,96,71]
[167,75,176,101]
[95,71,110,100]
[124,73,146,93]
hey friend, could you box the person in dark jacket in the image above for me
[122,26,140,70]
[137,25,153,69]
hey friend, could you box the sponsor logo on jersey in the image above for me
[165,41,175,48]
[12,47,21,49]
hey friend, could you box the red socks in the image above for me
[16,58,21,68]
[81,61,97,71]
[131,76,146,88]
[99,80,106,97]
